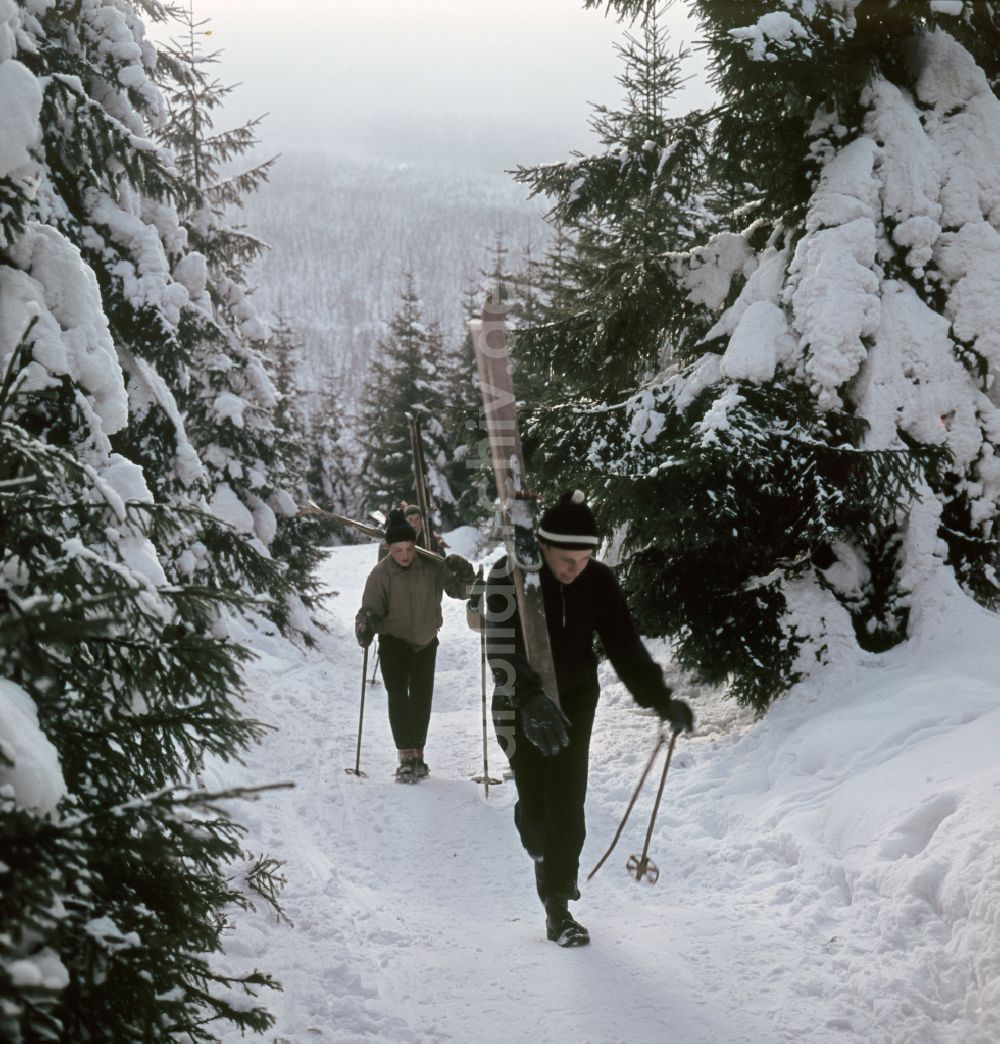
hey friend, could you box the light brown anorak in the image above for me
[358,552,472,650]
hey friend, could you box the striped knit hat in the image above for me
[537,490,599,550]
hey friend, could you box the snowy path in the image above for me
[213,543,1000,1044]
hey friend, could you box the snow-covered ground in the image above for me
[211,535,1000,1043]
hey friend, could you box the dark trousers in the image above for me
[379,634,438,750]
[493,683,599,902]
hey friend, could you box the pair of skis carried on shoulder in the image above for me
[468,294,560,707]
[299,500,443,561]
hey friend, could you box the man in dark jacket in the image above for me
[485,490,693,947]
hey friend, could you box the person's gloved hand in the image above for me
[355,612,374,649]
[651,688,694,734]
[520,691,571,756]
[446,554,476,596]
[445,554,476,584]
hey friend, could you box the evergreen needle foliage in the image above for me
[1,2,297,1036]
[156,3,326,637]
[513,5,714,398]
[533,380,944,709]
[523,0,1000,710]
[358,273,458,525]
[0,356,281,1037]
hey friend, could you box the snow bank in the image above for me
[658,586,1000,1042]
[209,542,1000,1043]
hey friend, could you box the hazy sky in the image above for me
[149,0,713,169]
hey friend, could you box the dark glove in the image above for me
[355,612,374,649]
[445,554,476,584]
[651,689,694,734]
[519,691,571,757]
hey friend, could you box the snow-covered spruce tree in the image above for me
[443,282,497,527]
[0,1,284,1035]
[502,221,579,411]
[504,235,558,409]
[305,373,357,522]
[544,0,1000,711]
[532,220,579,323]
[155,4,323,634]
[262,308,334,570]
[0,410,279,1039]
[269,310,310,489]
[513,4,713,400]
[357,273,456,523]
[510,235,547,332]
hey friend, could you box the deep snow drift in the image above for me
[211,536,1000,1043]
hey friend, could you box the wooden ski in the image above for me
[468,293,559,705]
[299,500,442,560]
[405,412,435,554]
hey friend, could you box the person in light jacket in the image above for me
[356,509,475,783]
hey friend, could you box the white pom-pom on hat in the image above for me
[538,489,599,548]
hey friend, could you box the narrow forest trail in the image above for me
[213,544,1000,1044]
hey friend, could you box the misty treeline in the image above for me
[242,150,550,526]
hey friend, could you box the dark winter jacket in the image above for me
[484,555,671,710]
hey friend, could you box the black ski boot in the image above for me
[544,897,590,947]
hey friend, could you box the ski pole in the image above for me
[369,639,380,686]
[626,729,679,884]
[471,611,502,795]
[345,645,369,777]
[587,732,666,881]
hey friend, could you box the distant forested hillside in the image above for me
[242,148,547,410]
